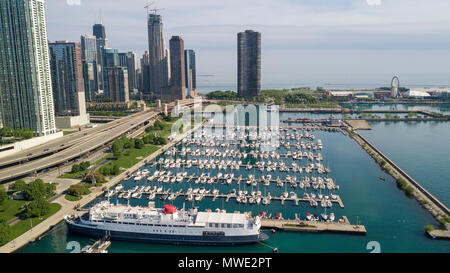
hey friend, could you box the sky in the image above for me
[46,0,450,89]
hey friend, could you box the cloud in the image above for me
[45,0,450,86]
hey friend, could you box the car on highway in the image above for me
[27,153,32,156]
[44,148,50,152]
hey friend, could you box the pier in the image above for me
[260,218,366,235]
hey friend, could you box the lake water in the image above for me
[18,109,450,253]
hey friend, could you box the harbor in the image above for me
[16,107,450,253]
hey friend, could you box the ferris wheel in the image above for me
[391,76,400,98]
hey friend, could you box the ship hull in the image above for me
[65,219,261,246]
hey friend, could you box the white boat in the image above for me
[64,201,265,245]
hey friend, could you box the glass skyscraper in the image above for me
[48,41,85,116]
[0,0,56,136]
[237,30,261,99]
[185,49,197,98]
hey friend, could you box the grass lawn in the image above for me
[7,203,61,243]
[63,131,77,136]
[100,144,160,175]
[0,199,28,222]
[58,170,87,180]
[65,194,82,202]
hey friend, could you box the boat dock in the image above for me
[119,191,345,208]
[427,229,450,240]
[260,217,366,235]
[81,234,111,253]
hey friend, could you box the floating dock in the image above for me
[261,217,366,235]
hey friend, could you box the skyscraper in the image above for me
[237,30,261,99]
[80,34,99,100]
[48,41,86,116]
[93,23,108,91]
[147,12,170,98]
[167,36,186,101]
[185,49,197,98]
[119,52,138,94]
[93,24,106,40]
[0,0,56,136]
[82,61,96,101]
[80,34,98,63]
[105,67,129,103]
[140,51,152,96]
[102,48,129,102]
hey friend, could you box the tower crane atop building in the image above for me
[151,7,165,15]
[144,1,155,19]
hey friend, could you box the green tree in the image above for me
[23,179,47,201]
[71,164,81,174]
[135,139,144,149]
[112,140,123,158]
[0,187,7,206]
[9,179,27,192]
[24,198,50,218]
[0,126,13,137]
[0,218,11,246]
[79,161,91,171]
[22,128,34,139]
[111,165,120,175]
[45,183,57,196]
[13,129,23,138]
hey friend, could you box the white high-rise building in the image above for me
[0,0,57,136]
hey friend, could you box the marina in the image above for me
[17,109,450,253]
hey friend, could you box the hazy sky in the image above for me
[46,0,450,88]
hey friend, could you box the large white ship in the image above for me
[64,201,266,245]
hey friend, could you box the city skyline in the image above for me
[45,0,450,87]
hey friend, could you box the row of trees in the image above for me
[143,133,167,146]
[71,161,91,174]
[206,91,239,100]
[0,127,34,139]
[284,92,318,104]
[112,135,149,158]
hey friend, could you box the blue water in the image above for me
[18,114,450,253]
[360,121,450,207]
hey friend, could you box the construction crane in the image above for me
[151,7,165,16]
[144,1,155,19]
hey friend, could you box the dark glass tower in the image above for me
[167,36,186,101]
[93,24,106,39]
[48,41,85,116]
[185,49,197,98]
[237,30,261,99]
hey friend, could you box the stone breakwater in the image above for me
[346,127,450,238]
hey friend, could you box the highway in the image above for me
[0,99,196,183]
[0,110,153,169]
[0,111,159,183]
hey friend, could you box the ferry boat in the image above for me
[64,201,265,245]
